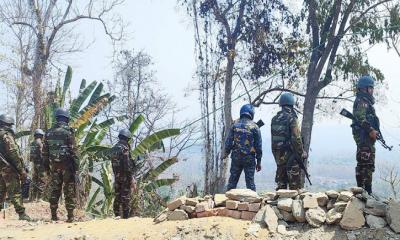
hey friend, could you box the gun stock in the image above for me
[256,119,265,128]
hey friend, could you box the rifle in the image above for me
[340,108,393,151]
[289,150,312,186]
[0,152,43,193]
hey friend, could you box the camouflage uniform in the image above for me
[0,126,26,215]
[43,121,78,220]
[271,106,304,190]
[30,138,46,200]
[111,139,135,218]
[352,92,378,193]
[225,117,262,191]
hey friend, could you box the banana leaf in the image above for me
[79,79,86,94]
[71,94,112,129]
[142,157,178,182]
[86,187,101,212]
[129,115,145,133]
[144,178,177,192]
[88,82,104,105]
[15,130,31,139]
[70,81,97,118]
[131,129,180,159]
[61,66,72,106]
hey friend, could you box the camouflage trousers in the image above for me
[0,166,25,214]
[31,164,47,201]
[113,178,131,217]
[227,155,256,191]
[272,149,301,190]
[356,145,375,193]
[49,166,76,212]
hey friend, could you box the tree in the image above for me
[0,0,126,130]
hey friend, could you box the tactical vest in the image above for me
[352,97,380,135]
[111,141,132,179]
[30,139,43,164]
[271,110,291,150]
[0,128,8,168]
[45,124,74,164]
[231,119,256,155]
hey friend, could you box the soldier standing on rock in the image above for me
[271,93,307,190]
[43,108,79,222]
[30,129,46,201]
[224,104,262,192]
[0,114,31,221]
[111,129,136,219]
[352,76,379,195]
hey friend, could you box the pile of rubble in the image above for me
[154,187,400,234]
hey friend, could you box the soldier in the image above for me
[352,76,379,195]
[224,104,262,191]
[111,129,135,219]
[30,129,46,201]
[43,108,79,222]
[0,114,31,220]
[271,93,307,190]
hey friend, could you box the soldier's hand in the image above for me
[369,130,378,141]
[20,170,28,181]
[302,151,308,159]
[256,163,261,172]
[131,178,137,192]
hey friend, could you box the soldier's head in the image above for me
[279,93,295,107]
[0,114,14,128]
[34,129,45,139]
[240,104,255,120]
[118,128,132,141]
[54,108,70,123]
[357,75,375,95]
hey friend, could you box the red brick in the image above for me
[241,211,257,221]
[238,202,249,211]
[248,202,261,212]
[227,210,242,219]
[197,209,219,218]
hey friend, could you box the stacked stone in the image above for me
[154,187,400,235]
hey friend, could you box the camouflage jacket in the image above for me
[43,121,79,171]
[352,92,379,145]
[0,126,24,172]
[30,138,43,165]
[111,140,135,182]
[225,117,262,163]
[271,107,304,157]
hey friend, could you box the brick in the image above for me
[241,211,257,221]
[227,210,242,219]
[238,202,249,211]
[216,207,229,217]
[186,198,199,207]
[226,200,239,210]
[248,202,261,212]
[195,202,210,213]
[197,209,219,218]
[167,197,186,211]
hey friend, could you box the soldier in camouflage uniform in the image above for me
[43,108,79,222]
[271,93,307,190]
[30,129,46,201]
[0,114,31,220]
[224,104,262,191]
[111,129,135,219]
[352,76,379,195]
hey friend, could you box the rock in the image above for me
[238,202,249,211]
[386,199,400,233]
[264,205,278,233]
[247,223,261,237]
[314,192,329,207]
[241,211,257,221]
[259,191,276,200]
[167,209,189,221]
[167,197,186,211]
[303,195,318,209]
[253,206,266,225]
[305,207,326,227]
[180,205,195,214]
[281,210,296,222]
[292,199,306,222]
[277,225,299,236]
[225,189,262,203]
[248,202,261,212]
[366,215,386,229]
[272,206,283,220]
[154,210,168,223]
[350,187,364,194]
[325,190,339,199]
[276,189,298,198]
[185,198,199,207]
[334,202,348,212]
[327,199,335,210]
[214,194,228,207]
[278,220,289,227]
[326,209,342,224]
[195,202,210,213]
[339,198,365,230]
[277,198,293,212]
[227,210,241,219]
[338,191,353,202]
[364,199,386,217]
[226,200,239,210]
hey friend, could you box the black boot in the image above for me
[122,210,130,219]
[51,208,58,221]
[66,210,74,223]
[365,185,372,195]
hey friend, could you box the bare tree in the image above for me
[379,161,400,199]
[0,0,126,129]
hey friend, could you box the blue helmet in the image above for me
[240,104,255,120]
[54,108,70,119]
[279,93,295,106]
[118,128,132,139]
[357,75,375,89]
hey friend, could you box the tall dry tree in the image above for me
[0,0,126,130]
